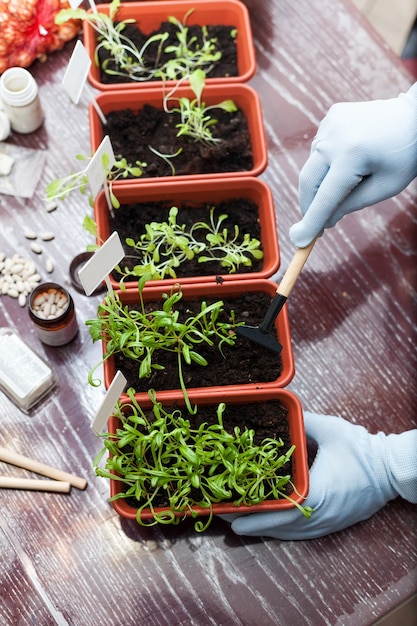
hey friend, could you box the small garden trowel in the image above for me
[237,238,316,353]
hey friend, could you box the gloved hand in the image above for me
[221,412,417,540]
[290,82,417,248]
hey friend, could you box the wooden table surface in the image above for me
[0,1,416,624]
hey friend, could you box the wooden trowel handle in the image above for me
[277,238,316,298]
[258,238,317,334]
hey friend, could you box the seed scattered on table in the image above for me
[30,243,42,254]
[41,232,55,241]
[24,230,37,240]
[45,201,57,213]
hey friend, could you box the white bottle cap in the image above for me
[0,67,39,107]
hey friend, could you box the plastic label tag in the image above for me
[86,135,115,197]
[91,370,127,434]
[78,231,124,296]
[62,41,92,105]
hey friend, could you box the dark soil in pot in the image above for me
[105,104,253,178]
[109,197,263,280]
[97,22,238,85]
[123,398,293,509]
[114,292,282,390]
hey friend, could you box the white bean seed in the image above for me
[24,230,37,240]
[41,232,54,241]
[11,263,24,275]
[45,201,57,213]
[30,243,42,254]
[27,273,41,284]
[7,288,18,298]
[18,293,26,307]
[45,258,54,273]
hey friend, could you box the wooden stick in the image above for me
[278,239,317,298]
[0,447,88,490]
[0,477,71,493]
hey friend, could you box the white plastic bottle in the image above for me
[0,67,44,134]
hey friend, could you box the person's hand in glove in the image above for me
[221,412,417,540]
[290,83,417,248]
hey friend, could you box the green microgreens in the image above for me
[86,278,241,413]
[56,0,167,82]
[192,207,264,272]
[56,3,228,83]
[94,388,313,531]
[116,206,206,281]
[157,10,222,81]
[111,205,263,282]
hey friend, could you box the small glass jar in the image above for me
[0,67,44,134]
[28,283,78,347]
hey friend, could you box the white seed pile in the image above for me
[31,288,69,320]
[0,252,41,307]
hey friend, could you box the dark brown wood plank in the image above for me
[0,1,415,625]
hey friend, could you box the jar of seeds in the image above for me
[28,283,78,346]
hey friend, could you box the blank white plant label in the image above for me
[78,231,124,296]
[91,371,127,434]
[62,40,91,104]
[86,135,115,197]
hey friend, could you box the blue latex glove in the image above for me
[221,412,417,540]
[290,83,417,247]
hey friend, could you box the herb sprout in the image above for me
[94,388,313,531]
[157,10,222,80]
[108,205,263,281]
[45,153,146,209]
[165,69,237,144]
[86,278,241,414]
[56,2,228,83]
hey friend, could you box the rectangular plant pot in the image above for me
[83,0,256,91]
[107,388,309,523]
[94,176,280,290]
[89,82,268,183]
[100,278,295,403]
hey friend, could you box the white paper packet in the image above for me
[0,142,46,198]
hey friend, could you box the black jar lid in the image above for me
[69,252,106,296]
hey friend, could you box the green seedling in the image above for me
[45,153,145,209]
[116,206,206,281]
[86,278,241,414]
[147,146,183,176]
[56,0,168,82]
[192,207,264,273]
[157,10,222,80]
[111,205,263,282]
[56,3,228,83]
[94,388,313,531]
[166,69,237,144]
